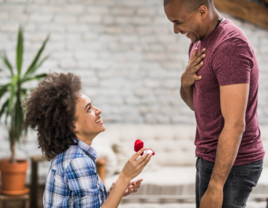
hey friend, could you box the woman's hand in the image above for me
[101,148,152,208]
[108,179,143,197]
[123,179,143,196]
[121,148,152,181]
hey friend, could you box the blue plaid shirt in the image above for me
[43,140,107,208]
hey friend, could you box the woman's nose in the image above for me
[95,107,102,115]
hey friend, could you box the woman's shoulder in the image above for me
[51,145,95,173]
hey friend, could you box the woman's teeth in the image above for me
[96,118,102,123]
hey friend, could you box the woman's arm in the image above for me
[101,148,152,208]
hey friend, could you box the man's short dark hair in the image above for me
[164,0,213,11]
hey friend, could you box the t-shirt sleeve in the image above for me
[212,38,254,86]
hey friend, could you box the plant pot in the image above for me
[0,159,29,195]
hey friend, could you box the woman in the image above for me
[23,73,152,208]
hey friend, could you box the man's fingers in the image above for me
[193,61,204,72]
[196,48,206,57]
[190,48,198,61]
[193,53,206,66]
[191,48,205,61]
[194,74,202,80]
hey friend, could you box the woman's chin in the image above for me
[97,123,106,132]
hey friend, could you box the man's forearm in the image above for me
[180,85,194,111]
[208,124,244,190]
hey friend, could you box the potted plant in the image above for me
[0,26,49,195]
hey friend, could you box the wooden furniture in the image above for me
[0,194,29,208]
[30,155,106,208]
[96,158,106,183]
[30,155,44,208]
[214,0,268,29]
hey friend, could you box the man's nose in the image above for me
[173,23,181,34]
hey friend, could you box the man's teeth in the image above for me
[185,32,189,36]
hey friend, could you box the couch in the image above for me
[91,125,268,205]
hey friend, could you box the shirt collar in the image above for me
[77,139,98,160]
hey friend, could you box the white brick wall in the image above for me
[0,0,268,182]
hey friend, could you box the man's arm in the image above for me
[200,83,249,208]
[180,48,206,111]
[180,85,194,110]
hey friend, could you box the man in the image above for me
[164,0,265,207]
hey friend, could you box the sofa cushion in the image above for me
[91,140,118,177]
[105,167,196,196]
[105,166,268,199]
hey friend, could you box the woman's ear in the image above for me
[74,125,78,133]
[73,119,79,133]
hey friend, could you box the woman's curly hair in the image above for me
[23,73,81,160]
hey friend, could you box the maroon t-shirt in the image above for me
[189,19,265,166]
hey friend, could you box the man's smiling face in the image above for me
[164,0,205,43]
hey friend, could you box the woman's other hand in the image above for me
[108,179,143,197]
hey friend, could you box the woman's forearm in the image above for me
[101,174,130,208]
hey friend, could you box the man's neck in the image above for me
[202,9,222,40]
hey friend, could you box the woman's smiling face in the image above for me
[74,93,105,141]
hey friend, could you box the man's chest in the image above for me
[189,43,222,115]
[189,44,219,93]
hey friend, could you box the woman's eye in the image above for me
[87,107,91,112]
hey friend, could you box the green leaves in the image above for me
[0,83,9,99]
[0,99,9,119]
[16,26,24,77]
[0,25,50,159]
[23,35,49,80]
[22,73,48,83]
[0,52,14,76]
[7,75,18,116]
[14,98,24,142]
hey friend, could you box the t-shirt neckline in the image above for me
[200,18,228,44]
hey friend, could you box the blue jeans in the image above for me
[196,157,263,208]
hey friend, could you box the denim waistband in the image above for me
[200,157,263,168]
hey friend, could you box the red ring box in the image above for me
[134,139,155,155]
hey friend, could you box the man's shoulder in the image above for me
[215,19,251,50]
